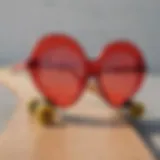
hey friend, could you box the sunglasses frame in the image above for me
[15,33,147,109]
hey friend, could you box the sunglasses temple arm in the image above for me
[12,62,27,72]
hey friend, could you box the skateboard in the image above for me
[13,33,146,125]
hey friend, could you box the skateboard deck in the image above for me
[0,68,156,160]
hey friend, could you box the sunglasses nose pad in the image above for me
[87,79,99,94]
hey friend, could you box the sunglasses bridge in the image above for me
[87,60,100,77]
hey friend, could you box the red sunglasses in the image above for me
[14,33,146,109]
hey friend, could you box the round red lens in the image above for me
[28,34,87,108]
[98,40,146,108]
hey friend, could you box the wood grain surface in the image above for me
[0,68,156,160]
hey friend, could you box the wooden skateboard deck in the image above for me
[0,68,156,160]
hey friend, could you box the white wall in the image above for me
[0,0,160,72]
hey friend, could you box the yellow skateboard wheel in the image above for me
[28,98,40,114]
[129,102,145,119]
[35,105,54,125]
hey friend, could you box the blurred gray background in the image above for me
[0,0,160,157]
[0,0,160,73]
